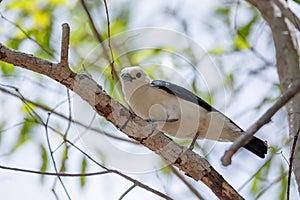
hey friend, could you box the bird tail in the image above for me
[244,137,268,158]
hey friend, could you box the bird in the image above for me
[120,66,267,158]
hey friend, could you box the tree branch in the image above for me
[273,0,300,32]
[288,126,300,200]
[247,0,300,193]
[222,78,300,166]
[0,24,244,199]
[60,23,70,68]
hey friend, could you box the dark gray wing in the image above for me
[151,80,214,112]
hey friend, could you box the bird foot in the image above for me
[188,132,200,150]
[146,118,178,123]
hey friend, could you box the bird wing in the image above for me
[151,80,243,131]
[151,80,214,112]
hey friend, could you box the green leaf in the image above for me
[234,35,250,50]
[60,147,69,172]
[6,0,34,12]
[255,97,272,110]
[1,63,16,76]
[202,91,213,106]
[251,170,260,193]
[208,47,227,55]
[237,15,258,39]
[20,102,37,115]
[223,73,235,92]
[6,37,23,50]
[39,144,48,182]
[80,156,87,188]
[252,157,273,193]
[234,14,258,51]
[279,164,287,200]
[20,121,33,140]
[11,120,34,153]
[0,122,5,145]
[215,7,230,16]
[110,19,127,35]
[292,0,300,4]
[160,161,172,175]
[215,7,231,25]
[275,83,283,94]
[49,0,65,5]
[191,78,197,94]
[131,49,159,65]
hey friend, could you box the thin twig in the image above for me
[238,156,273,191]
[287,126,300,200]
[63,89,72,137]
[119,184,136,200]
[45,114,71,200]
[0,13,56,59]
[103,0,117,80]
[171,166,204,200]
[67,140,174,200]
[60,23,70,68]
[0,84,45,125]
[255,171,288,199]
[0,164,112,177]
[80,0,119,82]
[0,85,136,144]
[222,79,300,166]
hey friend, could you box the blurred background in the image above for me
[0,0,300,199]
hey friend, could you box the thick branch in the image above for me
[222,79,300,165]
[247,0,300,193]
[273,0,300,31]
[0,40,243,199]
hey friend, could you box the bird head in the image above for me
[121,67,151,86]
[120,66,151,83]
[120,66,152,102]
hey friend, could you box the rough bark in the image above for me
[0,41,243,199]
[247,0,300,193]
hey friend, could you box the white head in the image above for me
[120,66,152,102]
[120,66,151,83]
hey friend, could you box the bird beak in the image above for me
[121,73,135,82]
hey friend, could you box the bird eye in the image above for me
[136,72,142,78]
